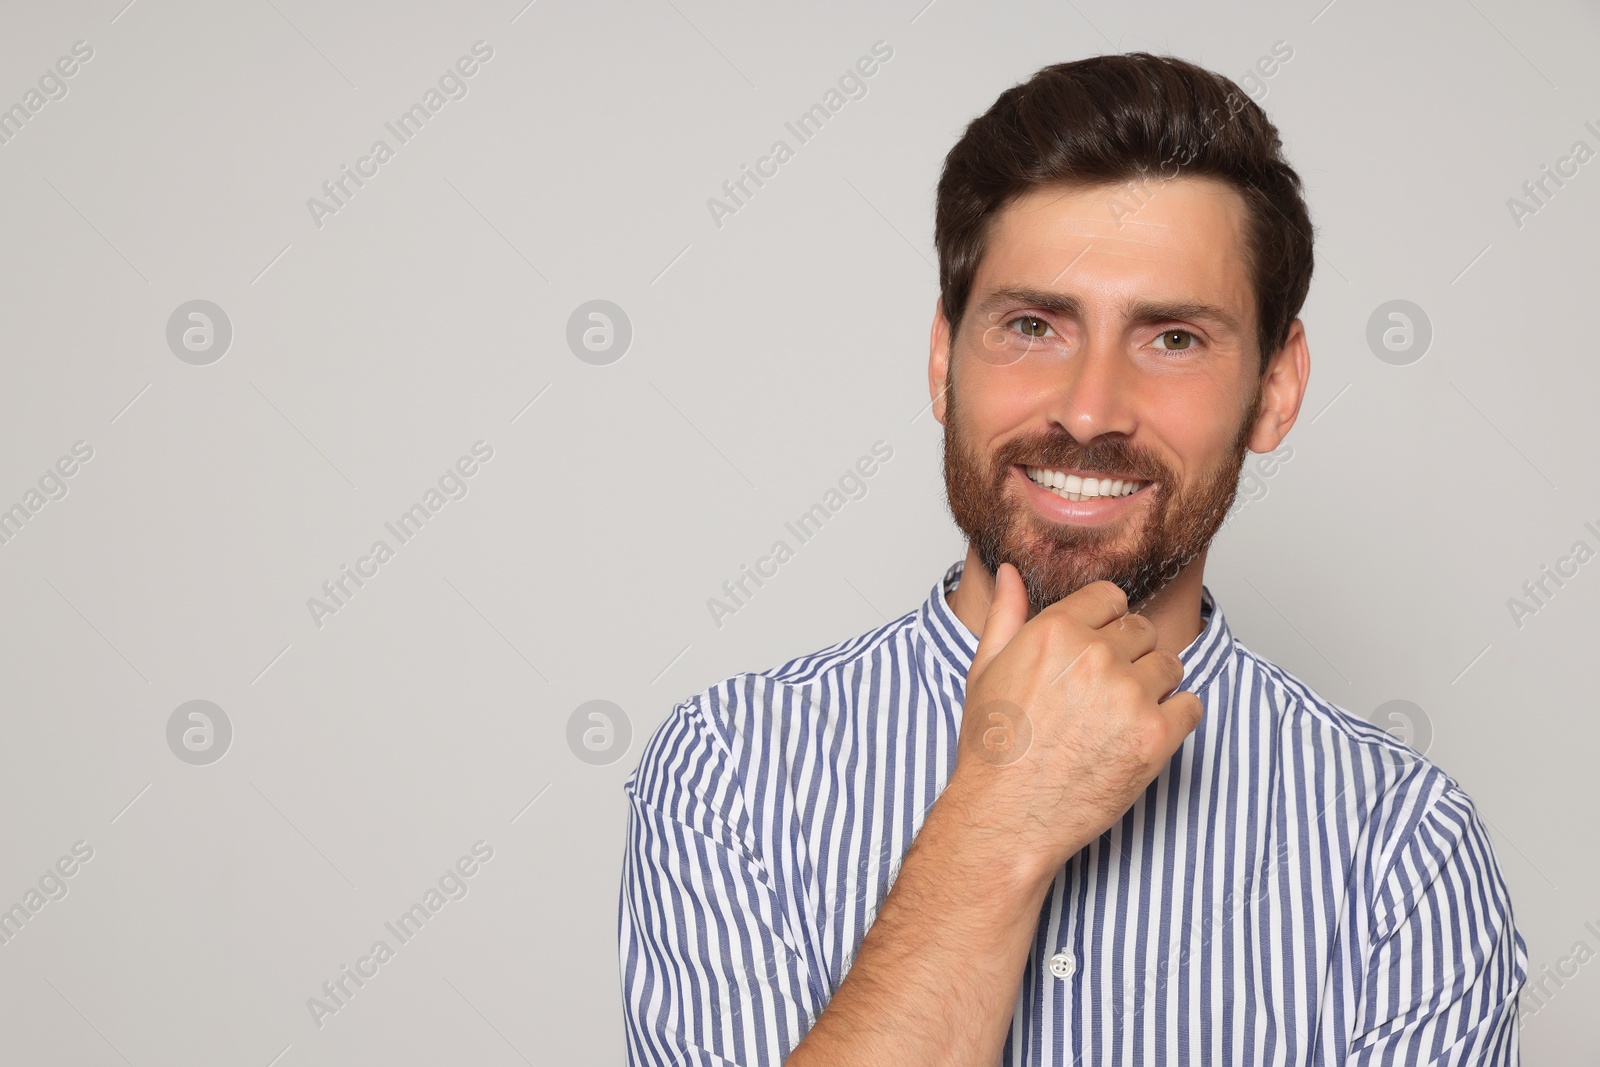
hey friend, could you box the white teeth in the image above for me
[1025,466,1145,501]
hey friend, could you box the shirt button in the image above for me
[1048,950,1076,979]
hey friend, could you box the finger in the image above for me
[1139,689,1204,767]
[1131,646,1185,702]
[1102,610,1159,660]
[968,562,1029,681]
[1158,691,1204,738]
[1040,578,1128,630]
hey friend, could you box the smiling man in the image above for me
[619,53,1525,1066]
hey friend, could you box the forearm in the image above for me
[786,775,1056,1067]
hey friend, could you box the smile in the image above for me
[1024,465,1148,503]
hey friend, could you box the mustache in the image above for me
[992,432,1170,484]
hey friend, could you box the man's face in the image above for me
[935,176,1274,616]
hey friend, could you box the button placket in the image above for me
[1045,862,1080,984]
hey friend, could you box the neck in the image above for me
[945,542,1209,658]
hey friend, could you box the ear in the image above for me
[929,296,953,426]
[1247,317,1310,452]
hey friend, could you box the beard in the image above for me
[941,370,1261,617]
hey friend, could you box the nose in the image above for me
[1043,329,1138,445]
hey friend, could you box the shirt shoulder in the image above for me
[758,605,924,686]
[1225,636,1503,922]
[1231,635,1447,783]
[623,607,924,806]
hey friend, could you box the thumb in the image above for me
[968,562,1029,682]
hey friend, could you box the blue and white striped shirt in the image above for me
[619,559,1526,1065]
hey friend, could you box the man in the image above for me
[618,53,1525,1065]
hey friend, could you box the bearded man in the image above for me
[619,52,1525,1066]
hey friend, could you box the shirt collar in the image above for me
[917,557,1236,697]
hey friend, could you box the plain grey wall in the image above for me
[0,0,1595,1062]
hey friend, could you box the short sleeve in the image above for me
[618,696,822,1067]
[1348,785,1528,1065]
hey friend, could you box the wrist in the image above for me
[926,770,1065,905]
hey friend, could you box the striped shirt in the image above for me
[618,559,1526,1065]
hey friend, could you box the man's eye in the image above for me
[1008,315,1052,339]
[1152,329,1197,351]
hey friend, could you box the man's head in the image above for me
[930,53,1314,616]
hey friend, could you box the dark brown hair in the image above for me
[935,52,1313,371]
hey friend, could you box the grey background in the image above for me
[0,0,1595,1062]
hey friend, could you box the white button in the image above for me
[1048,950,1076,979]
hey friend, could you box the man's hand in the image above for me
[944,562,1205,883]
[786,565,1204,1066]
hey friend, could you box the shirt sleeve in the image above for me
[1347,783,1528,1065]
[618,695,822,1067]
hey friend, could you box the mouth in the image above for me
[1021,464,1150,503]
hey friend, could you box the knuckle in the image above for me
[1094,580,1129,613]
[1108,671,1145,707]
[1078,638,1115,671]
[1120,612,1156,639]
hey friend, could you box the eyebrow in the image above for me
[1126,300,1243,335]
[974,286,1083,320]
[974,287,1243,335]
